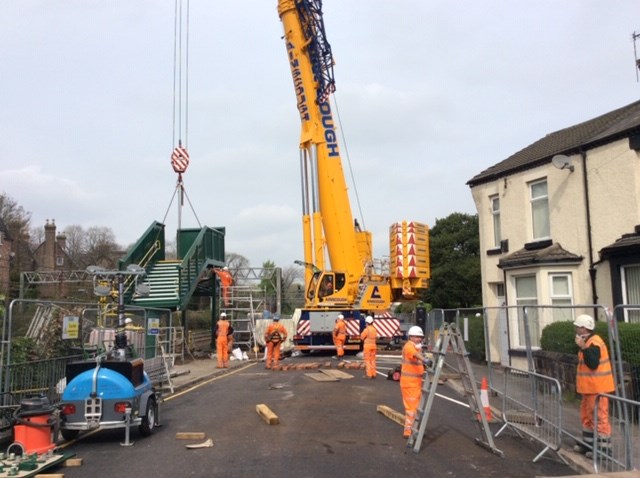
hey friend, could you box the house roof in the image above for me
[498,242,583,270]
[599,226,640,258]
[467,100,640,187]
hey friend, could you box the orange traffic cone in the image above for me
[477,376,492,422]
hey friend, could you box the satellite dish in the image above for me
[551,154,574,172]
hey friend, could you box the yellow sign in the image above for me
[62,316,80,339]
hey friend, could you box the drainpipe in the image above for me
[581,150,597,304]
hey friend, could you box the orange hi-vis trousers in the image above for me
[363,344,377,378]
[401,381,422,437]
[216,336,229,368]
[266,341,282,368]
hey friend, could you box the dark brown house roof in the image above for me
[498,242,583,270]
[599,226,640,258]
[467,100,640,187]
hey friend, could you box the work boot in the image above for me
[573,444,589,454]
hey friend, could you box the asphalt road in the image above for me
[55,355,574,478]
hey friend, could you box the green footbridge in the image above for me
[117,221,226,310]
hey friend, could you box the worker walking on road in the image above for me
[360,316,377,379]
[264,316,287,369]
[215,312,233,368]
[401,326,429,438]
[573,314,615,457]
[333,314,347,359]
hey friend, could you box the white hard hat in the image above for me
[273,316,280,321]
[220,312,227,318]
[408,325,424,337]
[365,315,373,324]
[337,314,344,320]
[124,318,133,325]
[574,314,595,330]
[223,266,229,271]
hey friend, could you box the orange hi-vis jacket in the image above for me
[360,324,377,345]
[333,319,346,338]
[577,334,615,395]
[216,319,230,341]
[265,322,287,343]
[401,341,424,384]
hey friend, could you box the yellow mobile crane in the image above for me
[278,0,430,350]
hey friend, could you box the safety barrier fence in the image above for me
[494,367,565,463]
[0,353,83,435]
[593,393,640,473]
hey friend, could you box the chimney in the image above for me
[43,219,56,271]
[56,232,66,251]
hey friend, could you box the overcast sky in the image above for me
[1,1,639,268]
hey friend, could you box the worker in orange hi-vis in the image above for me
[264,316,287,369]
[215,312,233,368]
[214,267,233,306]
[332,314,347,360]
[401,326,429,438]
[573,314,615,458]
[360,316,378,379]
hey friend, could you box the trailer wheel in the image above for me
[60,429,79,441]
[139,397,157,437]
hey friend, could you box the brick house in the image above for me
[32,220,74,298]
[467,99,640,366]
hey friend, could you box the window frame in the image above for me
[529,178,550,240]
[490,195,501,248]
[514,274,539,349]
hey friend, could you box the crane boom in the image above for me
[278,0,367,294]
[278,0,430,351]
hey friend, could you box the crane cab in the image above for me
[307,271,348,306]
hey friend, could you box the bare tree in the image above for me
[281,264,304,313]
[63,225,88,267]
[83,226,119,268]
[226,252,249,271]
[0,194,33,281]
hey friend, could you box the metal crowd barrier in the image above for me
[495,367,566,463]
[593,393,640,473]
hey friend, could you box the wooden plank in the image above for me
[376,404,405,426]
[256,403,279,425]
[320,369,354,380]
[304,373,339,382]
[175,432,206,440]
[35,475,65,478]
[185,438,214,449]
[62,458,83,467]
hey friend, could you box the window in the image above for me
[529,179,550,239]
[622,265,640,322]
[56,256,64,266]
[550,273,573,323]
[490,195,501,248]
[515,275,539,347]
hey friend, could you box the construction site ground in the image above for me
[160,350,626,478]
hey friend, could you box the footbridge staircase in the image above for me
[118,221,226,310]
